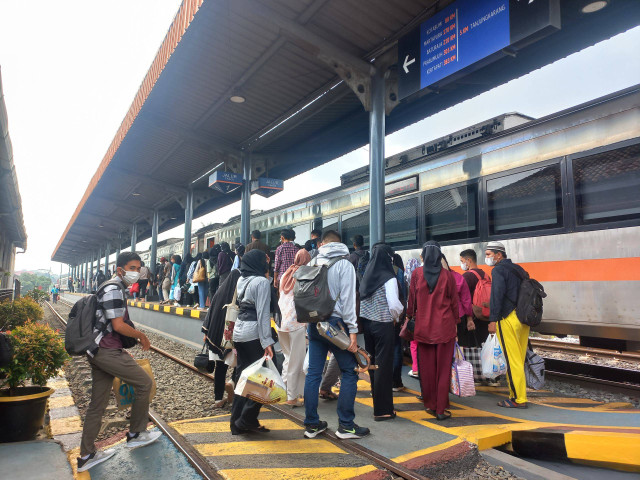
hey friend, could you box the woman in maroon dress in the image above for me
[406,241,459,420]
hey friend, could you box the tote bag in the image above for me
[450,343,476,397]
[112,359,156,410]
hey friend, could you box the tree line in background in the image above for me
[16,272,52,293]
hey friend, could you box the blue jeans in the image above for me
[304,317,358,428]
[197,281,207,308]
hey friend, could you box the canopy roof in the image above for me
[0,67,27,251]
[52,0,640,264]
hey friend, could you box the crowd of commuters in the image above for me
[77,228,534,472]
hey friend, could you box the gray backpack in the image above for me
[293,256,347,323]
[524,343,545,390]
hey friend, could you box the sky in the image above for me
[0,1,639,273]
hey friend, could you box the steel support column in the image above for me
[368,71,386,246]
[150,210,159,276]
[116,234,121,260]
[84,258,89,292]
[183,189,194,260]
[97,247,102,274]
[240,153,251,245]
[105,242,110,277]
[131,223,138,252]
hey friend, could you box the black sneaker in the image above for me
[336,423,370,439]
[304,420,328,439]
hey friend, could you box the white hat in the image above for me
[486,241,506,253]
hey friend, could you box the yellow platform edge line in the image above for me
[50,416,83,436]
[173,418,300,435]
[565,431,640,472]
[195,439,345,457]
[169,413,231,425]
[218,466,378,480]
[48,395,76,409]
[190,309,201,318]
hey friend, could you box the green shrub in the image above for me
[0,297,44,331]
[0,322,70,395]
[24,289,50,305]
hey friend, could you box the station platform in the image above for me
[59,294,640,477]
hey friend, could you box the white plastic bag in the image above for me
[234,355,286,404]
[481,334,507,379]
[303,349,309,375]
[173,285,182,301]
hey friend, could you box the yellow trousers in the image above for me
[497,310,530,404]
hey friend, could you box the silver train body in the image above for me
[173,87,640,344]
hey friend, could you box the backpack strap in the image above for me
[469,269,482,281]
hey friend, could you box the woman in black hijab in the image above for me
[208,245,222,300]
[358,243,404,420]
[218,242,233,286]
[422,240,444,293]
[202,269,241,408]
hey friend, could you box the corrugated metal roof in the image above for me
[52,0,640,263]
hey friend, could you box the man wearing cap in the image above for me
[485,241,530,409]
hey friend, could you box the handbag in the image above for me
[193,263,206,283]
[222,288,240,349]
[450,343,476,397]
[194,342,214,373]
[525,341,545,389]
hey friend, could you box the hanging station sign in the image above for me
[397,0,560,100]
[209,171,243,194]
[251,177,284,198]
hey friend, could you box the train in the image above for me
[140,85,640,350]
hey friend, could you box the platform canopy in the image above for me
[52,0,640,264]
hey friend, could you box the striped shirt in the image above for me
[360,286,393,323]
[93,280,127,352]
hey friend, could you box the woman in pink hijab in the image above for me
[278,249,311,406]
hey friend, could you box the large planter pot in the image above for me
[0,386,54,442]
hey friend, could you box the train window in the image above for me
[341,210,369,248]
[385,197,418,247]
[574,144,640,225]
[424,183,478,242]
[487,164,562,235]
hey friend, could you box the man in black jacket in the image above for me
[485,241,529,409]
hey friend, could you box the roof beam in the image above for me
[109,166,189,195]
[236,0,374,78]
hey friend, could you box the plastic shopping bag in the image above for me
[234,355,286,404]
[481,334,507,379]
[450,343,476,397]
[173,285,182,301]
[112,359,156,410]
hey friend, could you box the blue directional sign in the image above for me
[209,170,243,194]
[251,177,284,198]
[398,0,560,100]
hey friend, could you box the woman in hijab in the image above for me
[170,254,182,306]
[230,249,274,434]
[218,242,233,286]
[208,245,221,302]
[406,241,459,421]
[404,257,421,378]
[359,243,404,420]
[391,253,407,392]
[202,268,241,408]
[278,248,311,407]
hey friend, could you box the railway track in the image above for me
[530,338,640,361]
[49,298,428,480]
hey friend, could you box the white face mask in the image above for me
[460,262,469,271]
[485,256,496,267]
[120,269,140,285]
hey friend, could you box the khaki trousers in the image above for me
[80,348,152,456]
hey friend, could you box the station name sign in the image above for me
[209,171,243,194]
[398,0,560,100]
[251,177,284,198]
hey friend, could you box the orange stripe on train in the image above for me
[450,258,640,282]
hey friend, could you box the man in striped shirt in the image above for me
[274,228,298,288]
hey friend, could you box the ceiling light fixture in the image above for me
[230,94,246,103]
[581,1,608,13]
[132,192,141,196]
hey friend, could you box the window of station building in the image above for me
[291,223,311,245]
[385,197,418,247]
[341,210,369,248]
[487,164,562,235]
[313,216,338,237]
[424,183,478,242]
[573,144,640,226]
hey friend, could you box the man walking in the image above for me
[485,241,529,409]
[303,230,370,440]
[274,229,298,288]
[78,252,161,472]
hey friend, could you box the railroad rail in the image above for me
[49,298,427,480]
[530,338,640,361]
[44,300,222,480]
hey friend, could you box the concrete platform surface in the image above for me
[0,440,73,480]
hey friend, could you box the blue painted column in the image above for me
[183,189,193,261]
[368,71,386,246]
[241,153,251,245]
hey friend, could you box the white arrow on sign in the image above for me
[403,55,416,74]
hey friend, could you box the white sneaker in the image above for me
[408,370,419,378]
[125,430,162,449]
[77,448,116,472]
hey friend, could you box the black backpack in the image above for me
[66,279,136,356]
[504,263,547,327]
[293,256,347,323]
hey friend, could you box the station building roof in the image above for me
[0,67,27,251]
[52,0,640,264]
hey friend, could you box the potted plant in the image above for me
[0,322,70,442]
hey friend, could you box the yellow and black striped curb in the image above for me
[126,300,207,320]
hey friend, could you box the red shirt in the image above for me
[407,267,459,344]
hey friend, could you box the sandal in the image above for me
[319,390,338,400]
[286,398,304,408]
[497,399,528,409]
[374,412,397,422]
